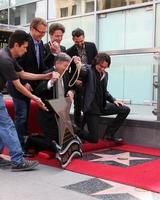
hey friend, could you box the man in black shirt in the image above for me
[78,53,130,143]
[67,28,98,129]
[0,30,52,171]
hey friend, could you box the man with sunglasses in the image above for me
[77,53,130,143]
[7,18,48,151]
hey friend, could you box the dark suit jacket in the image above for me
[83,66,116,114]
[66,42,97,80]
[34,67,70,103]
[67,42,97,64]
[34,68,71,145]
[7,34,47,99]
[43,42,66,69]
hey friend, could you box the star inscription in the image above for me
[48,79,74,146]
[91,152,152,166]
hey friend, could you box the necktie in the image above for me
[35,43,40,68]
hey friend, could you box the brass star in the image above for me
[48,79,74,146]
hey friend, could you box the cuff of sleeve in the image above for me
[47,80,54,89]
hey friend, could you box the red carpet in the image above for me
[3,134,160,192]
[35,142,160,193]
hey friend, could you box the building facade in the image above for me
[0,0,160,107]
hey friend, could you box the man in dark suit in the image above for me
[7,18,48,149]
[78,53,130,143]
[44,23,66,68]
[67,28,97,128]
[25,53,78,154]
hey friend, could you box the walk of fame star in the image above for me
[92,179,154,200]
[91,152,151,166]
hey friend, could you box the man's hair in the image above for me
[30,17,47,30]
[72,28,84,37]
[8,30,30,48]
[93,53,111,67]
[55,52,71,63]
[49,23,65,35]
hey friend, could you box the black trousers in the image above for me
[25,108,59,153]
[38,108,59,143]
[82,103,130,143]
[74,87,83,128]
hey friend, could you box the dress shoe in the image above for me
[113,137,123,143]
[104,134,123,144]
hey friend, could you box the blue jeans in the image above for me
[12,97,30,148]
[0,93,24,165]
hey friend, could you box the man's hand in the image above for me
[24,83,33,92]
[75,80,83,88]
[73,56,81,64]
[51,71,60,83]
[43,72,53,80]
[49,41,61,54]
[114,100,124,107]
[33,95,49,111]
[66,90,74,102]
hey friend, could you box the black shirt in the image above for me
[0,48,22,92]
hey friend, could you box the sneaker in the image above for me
[11,160,39,172]
[0,157,11,167]
[23,151,35,158]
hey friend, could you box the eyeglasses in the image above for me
[34,28,47,35]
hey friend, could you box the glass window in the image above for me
[48,15,95,48]
[9,1,47,25]
[85,1,94,13]
[156,4,160,47]
[0,9,8,24]
[108,54,154,104]
[35,0,47,19]
[0,0,9,10]
[10,0,37,7]
[10,4,36,25]
[98,7,153,51]
[60,7,68,17]
[98,11,125,51]
[125,7,153,49]
[48,0,94,20]
[97,0,152,10]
